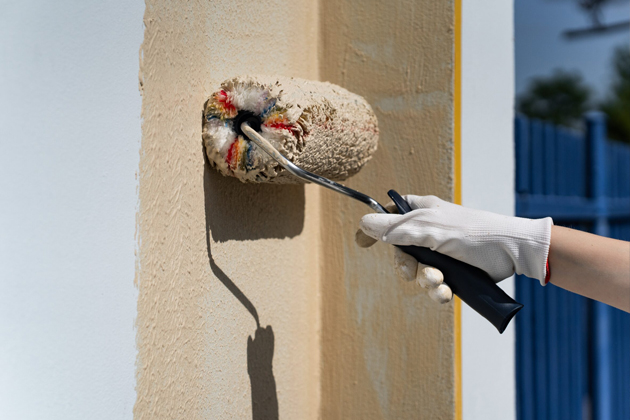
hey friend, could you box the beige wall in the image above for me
[136,0,455,418]
[136,1,321,418]
[319,1,455,418]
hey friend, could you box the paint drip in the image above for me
[203,75,379,183]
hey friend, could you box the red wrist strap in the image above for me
[544,258,551,284]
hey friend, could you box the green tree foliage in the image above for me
[600,46,630,144]
[517,70,592,128]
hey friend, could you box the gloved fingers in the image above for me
[360,212,441,248]
[428,284,454,304]
[393,247,418,281]
[416,262,444,289]
[390,242,453,304]
[415,262,451,303]
[355,202,399,248]
[359,213,405,242]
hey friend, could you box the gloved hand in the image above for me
[355,200,453,303]
[356,195,553,303]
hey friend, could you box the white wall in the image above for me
[461,1,516,419]
[0,1,143,419]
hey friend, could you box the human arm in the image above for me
[358,195,630,312]
[548,226,630,312]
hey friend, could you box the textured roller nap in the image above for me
[203,75,379,183]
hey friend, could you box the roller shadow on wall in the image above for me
[203,147,305,242]
[206,253,280,420]
[203,153,280,420]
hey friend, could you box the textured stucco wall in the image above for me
[136,1,321,418]
[137,0,456,418]
[319,1,456,418]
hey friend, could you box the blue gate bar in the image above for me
[544,123,556,196]
[515,116,530,194]
[586,113,612,420]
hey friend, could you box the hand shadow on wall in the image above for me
[203,145,305,242]
[204,151,279,420]
[248,326,279,420]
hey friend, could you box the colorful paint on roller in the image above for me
[203,75,379,183]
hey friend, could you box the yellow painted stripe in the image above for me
[454,0,463,419]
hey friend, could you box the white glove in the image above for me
[355,201,453,303]
[358,195,553,303]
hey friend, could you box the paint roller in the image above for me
[203,75,523,333]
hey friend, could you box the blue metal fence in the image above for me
[514,113,630,420]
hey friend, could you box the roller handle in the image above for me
[387,190,523,333]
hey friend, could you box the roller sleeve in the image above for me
[203,75,379,184]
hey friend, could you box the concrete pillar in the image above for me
[319,1,456,418]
